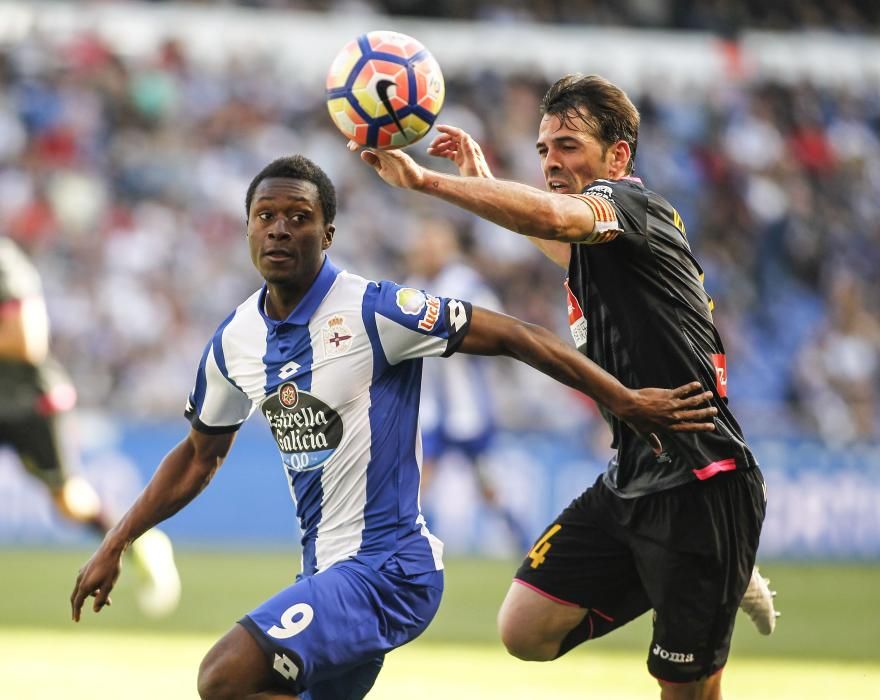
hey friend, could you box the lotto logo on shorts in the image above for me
[652,643,695,664]
[273,652,300,682]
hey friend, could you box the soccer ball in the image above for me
[326,30,445,149]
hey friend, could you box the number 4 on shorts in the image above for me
[527,524,561,569]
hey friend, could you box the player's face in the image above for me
[536,113,615,195]
[247,178,334,286]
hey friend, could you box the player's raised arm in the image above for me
[459,306,717,438]
[70,428,235,621]
[356,146,605,245]
[425,125,572,269]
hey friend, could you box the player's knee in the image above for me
[502,640,552,661]
[199,625,287,699]
[497,611,556,661]
[657,680,700,700]
[656,671,722,700]
[500,631,557,661]
[197,654,231,700]
[198,650,252,700]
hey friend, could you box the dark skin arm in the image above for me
[70,428,236,621]
[460,307,717,440]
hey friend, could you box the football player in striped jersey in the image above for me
[72,154,717,700]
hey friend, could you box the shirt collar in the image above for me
[258,255,341,326]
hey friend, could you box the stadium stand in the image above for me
[0,1,876,446]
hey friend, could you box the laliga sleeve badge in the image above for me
[396,287,427,315]
[322,315,354,357]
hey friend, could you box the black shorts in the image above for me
[0,358,75,490]
[0,410,72,489]
[514,467,766,683]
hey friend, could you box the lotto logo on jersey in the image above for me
[262,389,344,472]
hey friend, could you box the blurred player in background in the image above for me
[71,155,719,700]
[406,217,531,552]
[355,73,778,699]
[0,236,180,617]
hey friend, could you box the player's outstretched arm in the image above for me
[459,306,717,437]
[426,125,571,269]
[353,144,600,246]
[70,428,236,621]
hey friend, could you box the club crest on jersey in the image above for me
[263,388,344,472]
[396,287,427,315]
[322,315,353,357]
[278,382,299,408]
[585,184,614,201]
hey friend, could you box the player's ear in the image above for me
[323,224,335,249]
[609,140,631,176]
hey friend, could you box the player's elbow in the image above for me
[537,206,578,242]
[535,199,592,243]
[499,320,547,364]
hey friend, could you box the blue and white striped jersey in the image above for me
[185,257,472,576]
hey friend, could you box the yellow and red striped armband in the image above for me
[566,194,621,242]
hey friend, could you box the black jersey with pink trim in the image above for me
[0,238,75,420]
[565,178,758,497]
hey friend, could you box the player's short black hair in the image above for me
[245,155,337,224]
[540,74,640,174]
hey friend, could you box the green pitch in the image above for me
[1,550,878,699]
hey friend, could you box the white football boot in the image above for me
[130,528,182,618]
[739,565,779,635]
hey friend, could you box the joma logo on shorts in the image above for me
[652,644,695,664]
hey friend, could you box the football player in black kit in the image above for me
[352,74,778,699]
[0,236,180,618]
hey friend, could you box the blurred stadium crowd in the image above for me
[0,10,878,445]
[143,0,880,34]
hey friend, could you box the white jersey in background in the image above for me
[185,257,473,576]
[409,261,500,444]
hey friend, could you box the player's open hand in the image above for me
[427,125,493,178]
[70,544,124,622]
[348,140,425,190]
[616,381,717,454]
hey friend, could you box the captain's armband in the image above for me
[566,194,622,244]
